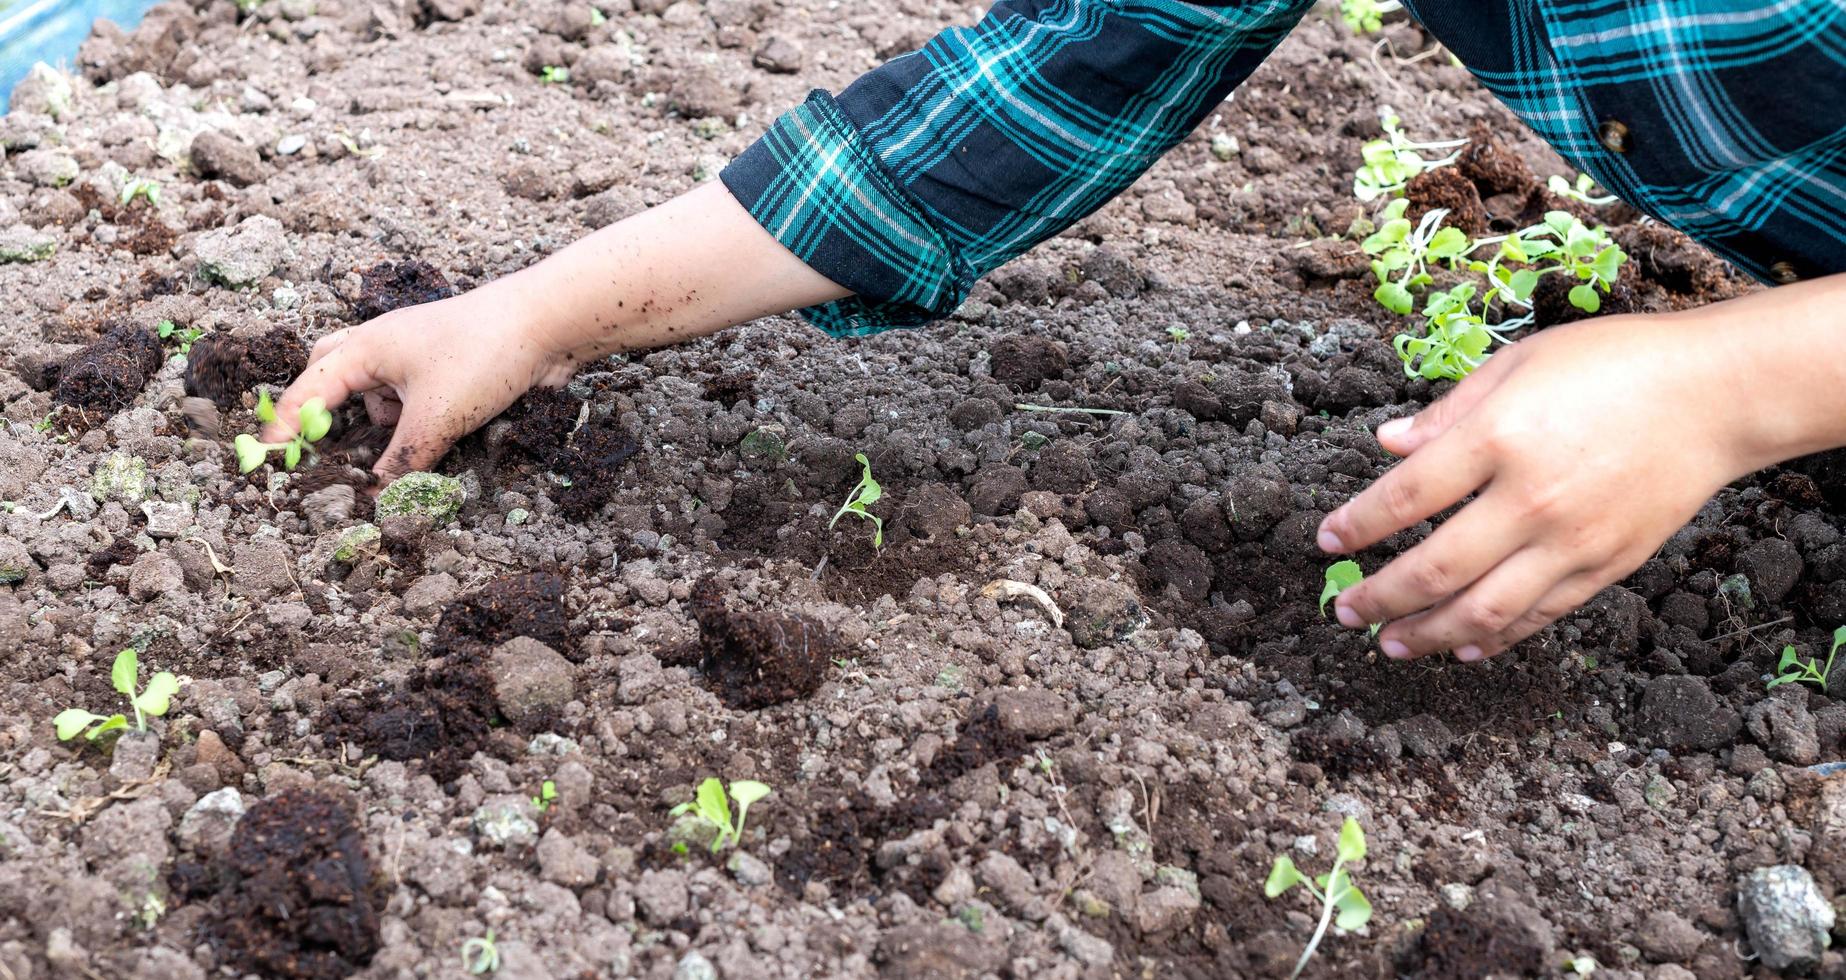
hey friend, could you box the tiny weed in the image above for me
[156,319,204,355]
[532,780,558,812]
[540,65,571,84]
[461,930,499,975]
[1266,817,1374,980]
[120,177,161,208]
[1166,326,1191,343]
[669,777,772,852]
[1338,0,1401,33]
[54,648,179,741]
[1767,625,1846,693]
[235,393,332,474]
[828,453,885,548]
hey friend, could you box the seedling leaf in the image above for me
[1265,855,1305,897]
[255,389,278,424]
[283,440,302,471]
[135,672,179,718]
[1336,816,1367,863]
[300,397,332,442]
[1320,560,1363,616]
[1331,878,1373,931]
[55,709,113,741]
[234,434,270,474]
[111,648,139,697]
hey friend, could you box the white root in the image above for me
[981,579,1065,629]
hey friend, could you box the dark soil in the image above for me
[205,789,381,980]
[692,576,837,709]
[432,571,574,655]
[52,323,162,412]
[349,259,456,321]
[184,326,311,407]
[1404,167,1488,236]
[319,653,498,780]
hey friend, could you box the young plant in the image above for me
[461,930,500,975]
[1266,817,1374,980]
[828,453,885,548]
[120,177,161,207]
[669,777,772,852]
[234,393,333,474]
[156,319,204,356]
[1166,326,1191,344]
[1362,200,1473,314]
[54,648,179,741]
[1547,173,1618,207]
[1338,0,1401,33]
[1500,211,1627,313]
[532,780,558,812]
[1321,560,1382,636]
[540,65,571,84]
[1352,113,1468,202]
[1392,284,1517,381]
[1767,625,1846,693]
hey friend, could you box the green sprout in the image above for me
[828,453,885,548]
[1352,113,1468,202]
[54,648,179,741]
[120,177,161,208]
[461,930,499,975]
[669,777,772,853]
[1338,0,1401,33]
[1321,560,1381,636]
[589,5,606,24]
[1548,173,1618,207]
[540,65,571,84]
[1767,625,1846,693]
[532,780,558,812]
[1266,817,1374,980]
[156,319,204,356]
[1362,200,1473,315]
[1392,284,1516,381]
[235,394,332,474]
[1166,326,1191,344]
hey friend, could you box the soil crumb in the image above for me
[352,259,455,321]
[692,577,836,709]
[433,571,574,655]
[320,654,497,780]
[206,788,381,980]
[185,326,311,407]
[53,323,161,413]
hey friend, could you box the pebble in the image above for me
[489,637,576,725]
[402,572,460,617]
[471,795,540,849]
[176,787,245,857]
[140,500,191,539]
[1737,864,1833,971]
[194,215,288,288]
[109,731,162,782]
[128,551,183,601]
[727,850,773,886]
[276,134,308,155]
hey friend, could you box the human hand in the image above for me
[1315,312,1766,662]
[261,280,575,485]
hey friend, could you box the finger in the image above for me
[371,394,472,487]
[1472,572,1614,660]
[1332,492,1530,628]
[1317,433,1494,555]
[261,343,379,442]
[1375,549,1578,660]
[307,327,353,368]
[364,390,402,426]
[1376,342,1522,457]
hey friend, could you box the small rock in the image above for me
[275,134,308,155]
[1737,865,1834,972]
[332,523,381,563]
[402,572,460,617]
[232,538,294,600]
[91,452,148,503]
[1636,675,1740,752]
[13,63,74,119]
[0,225,56,262]
[1739,538,1803,605]
[753,36,803,73]
[471,795,540,849]
[1748,695,1821,765]
[376,472,465,524]
[728,850,772,886]
[176,787,245,856]
[109,731,161,782]
[195,214,287,288]
[128,551,183,601]
[15,148,79,187]
[1133,886,1200,935]
[188,131,267,187]
[536,828,600,888]
[674,951,717,980]
[301,484,355,532]
[1634,909,1703,963]
[0,537,36,584]
[141,500,191,539]
[635,868,689,924]
[489,637,576,726]
[983,689,1073,740]
[1060,578,1149,649]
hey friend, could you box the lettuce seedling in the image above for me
[1338,0,1401,33]
[156,319,204,355]
[1362,201,1473,314]
[1496,211,1627,313]
[120,177,161,208]
[461,930,499,975]
[828,453,885,548]
[1547,173,1617,207]
[1352,114,1468,202]
[235,394,333,474]
[1321,560,1381,636]
[669,778,772,852]
[1266,817,1374,980]
[1767,625,1846,692]
[540,65,570,84]
[532,780,558,812]
[1393,284,1518,381]
[54,648,179,741]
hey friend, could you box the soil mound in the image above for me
[53,323,161,412]
[692,577,836,709]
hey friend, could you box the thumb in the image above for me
[371,395,468,488]
[1377,342,1521,456]
[261,341,377,444]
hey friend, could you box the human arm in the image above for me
[1318,272,1846,661]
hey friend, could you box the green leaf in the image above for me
[1427,227,1471,259]
[299,397,332,443]
[255,389,277,424]
[696,777,731,833]
[1332,877,1374,931]
[1568,284,1601,313]
[1509,269,1540,301]
[1337,816,1367,863]
[55,709,111,741]
[1320,560,1363,615]
[1264,855,1305,898]
[1767,673,1800,689]
[730,780,771,809]
[111,648,139,697]
[283,440,302,471]
[1780,645,1801,671]
[1374,282,1414,316]
[852,454,882,507]
[234,434,270,474]
[87,714,129,740]
[135,672,179,718]
[157,320,175,339]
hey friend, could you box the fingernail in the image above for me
[1317,526,1345,552]
[1377,417,1412,440]
[1335,603,1364,629]
[1380,639,1411,659]
[1455,645,1484,662]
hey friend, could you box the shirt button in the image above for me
[1769,260,1800,284]
[1598,119,1631,154]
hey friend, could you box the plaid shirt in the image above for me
[720,0,1846,336]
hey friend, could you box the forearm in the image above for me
[1675,272,1846,470]
[490,182,849,364]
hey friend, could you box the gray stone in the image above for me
[0,225,56,262]
[1737,865,1833,971]
[232,538,294,600]
[91,453,148,504]
[177,787,245,856]
[12,63,74,119]
[194,214,287,287]
[536,828,600,888]
[983,689,1074,739]
[753,36,803,73]
[489,637,575,725]
[673,952,716,980]
[1132,885,1200,935]
[402,572,459,617]
[0,536,35,585]
[300,484,355,532]
[188,130,266,187]
[1747,695,1821,765]
[1633,909,1703,963]
[471,795,540,849]
[128,551,183,602]
[727,850,772,886]
[376,472,465,523]
[635,868,689,924]
[140,500,191,539]
[1060,578,1149,649]
[1636,675,1740,752]
[15,148,78,187]
[108,731,161,782]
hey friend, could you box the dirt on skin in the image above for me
[0,0,1836,978]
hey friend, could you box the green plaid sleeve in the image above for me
[721,0,1315,337]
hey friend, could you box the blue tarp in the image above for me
[0,0,165,109]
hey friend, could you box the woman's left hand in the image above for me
[1317,310,1769,661]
